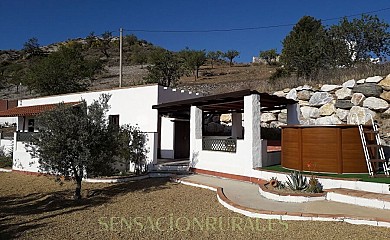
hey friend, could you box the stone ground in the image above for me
[1,172,390,240]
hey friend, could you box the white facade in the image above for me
[12,84,200,173]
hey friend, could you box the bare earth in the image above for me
[0,172,389,240]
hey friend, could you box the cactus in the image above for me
[285,171,308,191]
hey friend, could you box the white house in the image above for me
[0,85,300,180]
[0,84,201,173]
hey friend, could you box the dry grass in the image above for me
[1,172,389,240]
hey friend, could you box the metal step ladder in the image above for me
[353,113,389,177]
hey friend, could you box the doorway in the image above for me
[174,121,190,159]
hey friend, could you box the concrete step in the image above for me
[326,188,390,210]
[151,164,190,173]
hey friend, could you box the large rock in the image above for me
[261,122,270,128]
[319,103,335,116]
[357,79,365,84]
[335,87,352,100]
[335,99,354,109]
[300,118,316,125]
[286,89,297,100]
[365,76,383,83]
[309,92,333,106]
[336,109,349,121]
[220,114,232,123]
[270,121,285,128]
[273,91,286,97]
[261,112,277,123]
[297,90,311,100]
[296,85,312,91]
[298,100,309,106]
[362,97,389,111]
[379,74,390,91]
[383,108,390,118]
[321,84,342,92]
[352,83,382,97]
[347,106,376,124]
[315,115,342,125]
[342,79,356,89]
[380,91,390,102]
[351,93,366,106]
[300,106,320,119]
[278,113,287,123]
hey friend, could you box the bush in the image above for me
[0,156,12,168]
[270,67,291,81]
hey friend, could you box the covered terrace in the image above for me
[153,89,299,177]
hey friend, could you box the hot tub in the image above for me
[281,125,370,174]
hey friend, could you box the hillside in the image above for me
[1,36,390,99]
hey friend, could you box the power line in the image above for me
[123,7,390,33]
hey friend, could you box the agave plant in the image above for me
[285,171,308,191]
[306,176,323,193]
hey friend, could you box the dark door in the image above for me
[174,121,190,159]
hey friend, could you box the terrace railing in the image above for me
[202,138,237,153]
[16,132,37,142]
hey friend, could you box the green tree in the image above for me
[26,44,102,95]
[29,94,118,199]
[91,31,113,58]
[85,32,96,49]
[124,34,138,46]
[259,49,278,65]
[223,50,240,66]
[206,50,223,68]
[280,16,329,79]
[179,48,206,80]
[23,37,43,58]
[118,124,148,175]
[329,14,390,64]
[129,44,149,68]
[144,49,183,87]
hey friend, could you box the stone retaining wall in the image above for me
[265,74,390,144]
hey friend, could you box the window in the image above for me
[109,115,120,127]
[28,119,35,132]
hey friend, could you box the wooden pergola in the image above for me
[152,89,297,117]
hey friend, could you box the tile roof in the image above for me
[0,102,82,117]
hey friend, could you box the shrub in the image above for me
[285,171,308,191]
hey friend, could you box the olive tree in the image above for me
[29,94,118,199]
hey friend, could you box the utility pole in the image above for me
[119,27,123,88]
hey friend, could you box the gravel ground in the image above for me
[0,172,389,240]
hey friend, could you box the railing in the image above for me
[202,138,237,152]
[16,132,37,142]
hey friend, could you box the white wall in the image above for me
[190,94,263,177]
[12,84,199,173]
[19,85,160,132]
[0,117,17,126]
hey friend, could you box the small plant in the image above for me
[285,171,308,191]
[269,177,285,189]
[306,176,323,193]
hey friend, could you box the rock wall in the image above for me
[265,74,390,145]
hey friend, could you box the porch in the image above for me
[153,89,298,177]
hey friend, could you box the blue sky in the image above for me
[1,0,390,62]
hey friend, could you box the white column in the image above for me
[244,94,262,170]
[231,113,243,138]
[190,106,202,165]
[287,103,300,125]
